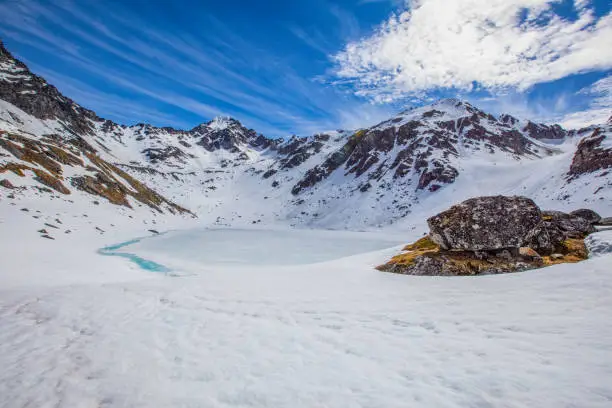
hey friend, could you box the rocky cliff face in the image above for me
[286,99,564,226]
[569,124,612,177]
[290,99,560,198]
[0,42,99,136]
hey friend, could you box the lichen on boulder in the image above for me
[379,196,599,276]
[427,195,542,251]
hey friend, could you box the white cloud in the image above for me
[333,0,612,102]
[559,75,612,129]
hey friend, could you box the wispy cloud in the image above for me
[559,75,612,128]
[333,0,612,102]
[0,0,389,136]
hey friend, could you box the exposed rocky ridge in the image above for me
[0,42,610,228]
[0,42,273,159]
[0,129,193,215]
[291,99,558,197]
[379,196,603,276]
[569,124,612,177]
[0,41,99,136]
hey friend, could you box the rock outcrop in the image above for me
[570,209,602,224]
[0,130,193,215]
[427,196,542,251]
[291,99,557,197]
[379,196,599,276]
[568,126,612,177]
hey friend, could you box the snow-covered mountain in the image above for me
[1,41,611,231]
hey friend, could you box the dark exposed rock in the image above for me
[142,146,186,164]
[499,114,519,126]
[262,169,277,179]
[570,209,602,225]
[275,136,327,170]
[379,200,593,277]
[522,121,567,140]
[524,222,564,255]
[542,210,596,238]
[291,133,361,195]
[417,160,459,191]
[381,249,542,276]
[291,100,554,198]
[568,127,612,177]
[427,196,542,251]
[0,178,14,189]
[377,236,547,276]
[525,210,596,255]
[0,41,99,135]
[193,117,268,153]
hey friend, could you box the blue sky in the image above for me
[0,0,610,136]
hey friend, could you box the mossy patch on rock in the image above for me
[542,239,588,266]
[378,236,544,276]
[378,235,589,276]
[378,236,440,270]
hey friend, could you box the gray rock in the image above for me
[542,211,596,238]
[427,196,542,251]
[525,211,595,254]
[570,209,602,224]
[0,179,15,189]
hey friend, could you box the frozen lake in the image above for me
[112,228,406,268]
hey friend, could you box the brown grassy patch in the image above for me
[0,162,30,177]
[403,236,438,251]
[45,145,84,167]
[32,169,70,194]
[378,235,589,275]
[0,162,70,194]
[542,238,588,265]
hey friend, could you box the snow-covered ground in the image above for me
[1,225,612,408]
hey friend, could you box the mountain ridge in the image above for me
[1,41,611,230]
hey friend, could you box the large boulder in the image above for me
[570,209,602,225]
[427,196,542,251]
[542,211,596,238]
[526,210,596,254]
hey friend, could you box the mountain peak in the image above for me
[431,98,469,108]
[207,116,240,131]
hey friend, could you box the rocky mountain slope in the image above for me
[1,41,611,231]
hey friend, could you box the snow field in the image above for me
[1,228,611,408]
